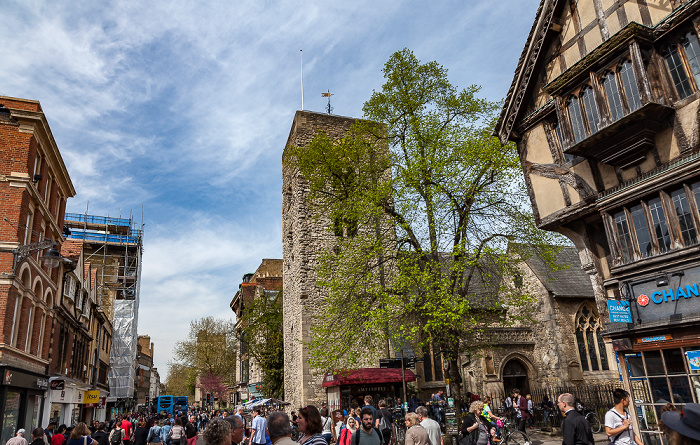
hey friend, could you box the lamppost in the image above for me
[1,239,71,275]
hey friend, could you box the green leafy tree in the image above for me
[173,317,237,392]
[238,290,284,399]
[165,362,197,396]
[285,48,561,411]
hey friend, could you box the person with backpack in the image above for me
[352,407,384,445]
[109,422,125,445]
[160,421,171,445]
[375,401,393,445]
[605,389,642,445]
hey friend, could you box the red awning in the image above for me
[322,368,416,387]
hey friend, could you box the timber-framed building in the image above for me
[496,0,700,441]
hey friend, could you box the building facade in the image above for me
[0,96,76,443]
[496,0,700,442]
[230,259,282,405]
[135,336,154,409]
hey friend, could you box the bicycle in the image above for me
[499,417,530,445]
[391,407,406,445]
[583,409,602,434]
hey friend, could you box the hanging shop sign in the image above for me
[607,300,633,323]
[686,350,700,371]
[84,391,100,404]
[628,266,700,324]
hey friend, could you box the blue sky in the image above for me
[1,0,541,379]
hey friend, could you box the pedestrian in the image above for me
[605,389,642,445]
[431,392,446,426]
[409,396,419,414]
[250,408,268,445]
[403,413,430,445]
[31,428,46,445]
[53,426,67,445]
[460,401,489,445]
[296,405,326,445]
[339,418,356,445]
[362,397,377,424]
[186,416,198,445]
[45,423,57,443]
[134,421,150,445]
[160,420,171,445]
[415,407,441,445]
[481,397,503,435]
[660,403,700,445]
[109,422,125,445]
[540,397,553,427]
[92,423,109,445]
[513,390,529,433]
[202,418,230,445]
[122,418,134,445]
[224,415,245,445]
[526,395,533,429]
[67,423,98,445]
[351,407,384,445]
[268,412,295,445]
[375,401,392,445]
[558,393,593,445]
[168,419,186,445]
[146,421,162,445]
[8,429,28,445]
[318,408,332,445]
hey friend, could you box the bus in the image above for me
[156,395,189,415]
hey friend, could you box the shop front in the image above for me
[322,368,416,411]
[0,367,48,445]
[607,264,700,445]
[44,379,91,427]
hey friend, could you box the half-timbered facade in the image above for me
[496,0,700,441]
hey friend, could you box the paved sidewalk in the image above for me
[526,429,609,445]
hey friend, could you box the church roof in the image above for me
[524,246,595,297]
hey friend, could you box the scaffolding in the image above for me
[64,212,144,399]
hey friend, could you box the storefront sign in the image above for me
[607,300,633,323]
[628,266,700,324]
[84,391,99,404]
[637,334,673,343]
[50,380,65,390]
[0,368,50,389]
[36,379,48,389]
[686,350,700,370]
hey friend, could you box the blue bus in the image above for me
[156,395,189,415]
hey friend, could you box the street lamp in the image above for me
[0,239,71,275]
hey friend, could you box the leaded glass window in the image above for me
[604,71,625,121]
[614,210,634,263]
[631,204,653,257]
[568,97,586,143]
[575,304,609,372]
[581,86,599,133]
[671,188,697,245]
[619,61,641,112]
[682,32,700,87]
[648,197,672,252]
[666,46,694,99]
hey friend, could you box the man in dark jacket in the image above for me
[558,393,594,445]
[514,389,530,432]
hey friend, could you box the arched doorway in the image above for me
[502,358,530,395]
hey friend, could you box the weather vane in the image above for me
[322,90,334,114]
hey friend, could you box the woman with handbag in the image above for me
[461,402,491,445]
[67,423,98,445]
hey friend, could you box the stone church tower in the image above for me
[282,110,362,409]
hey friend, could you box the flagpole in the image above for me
[300,50,304,110]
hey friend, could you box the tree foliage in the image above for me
[164,362,197,396]
[285,48,563,409]
[173,317,237,386]
[238,290,284,399]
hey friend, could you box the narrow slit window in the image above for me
[671,188,697,245]
[665,46,694,99]
[604,71,624,121]
[568,97,587,143]
[682,33,700,87]
[620,61,642,112]
[581,87,600,133]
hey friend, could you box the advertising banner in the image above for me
[687,350,700,371]
[607,300,633,323]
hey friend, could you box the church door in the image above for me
[502,358,530,395]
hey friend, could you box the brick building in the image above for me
[496,0,700,441]
[0,96,75,441]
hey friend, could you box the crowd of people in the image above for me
[5,390,699,445]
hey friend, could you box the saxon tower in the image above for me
[282,110,362,408]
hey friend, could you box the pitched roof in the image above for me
[60,239,83,262]
[524,246,594,297]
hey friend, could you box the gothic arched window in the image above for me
[575,304,609,372]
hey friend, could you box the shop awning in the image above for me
[322,368,416,387]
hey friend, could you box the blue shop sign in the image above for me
[628,265,700,325]
[607,300,633,323]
